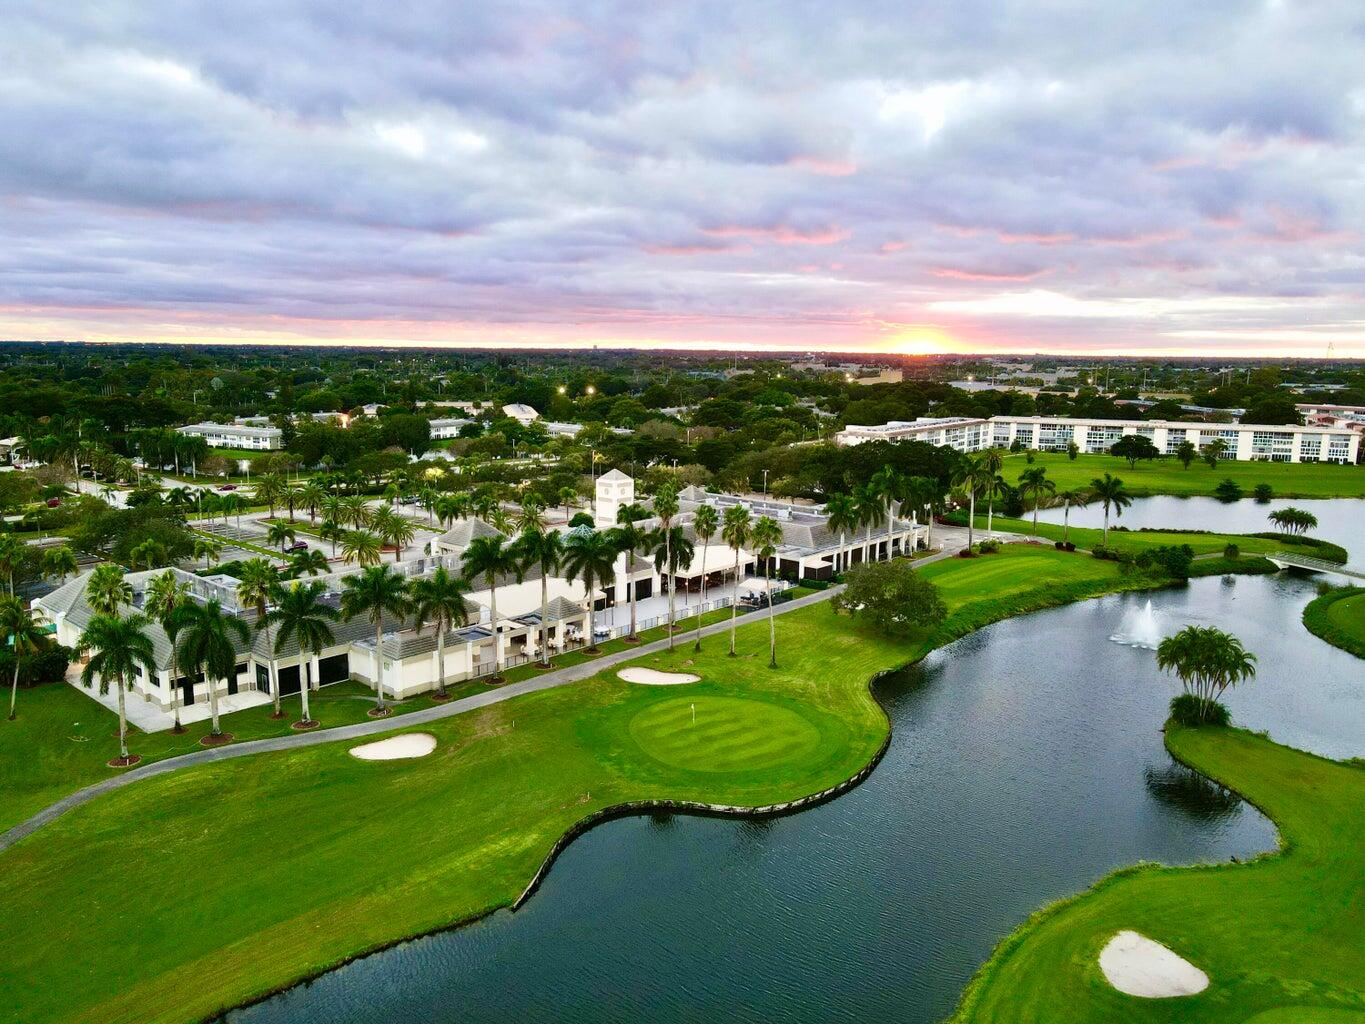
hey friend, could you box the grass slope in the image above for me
[951,727,1365,1024]
[1000,451,1365,499]
[1302,587,1365,660]
[0,547,1148,1024]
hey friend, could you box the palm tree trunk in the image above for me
[665,532,675,650]
[1033,499,1040,539]
[585,576,597,652]
[539,574,550,668]
[766,563,776,668]
[208,673,221,736]
[1103,506,1110,545]
[115,672,129,758]
[987,494,994,536]
[300,657,314,723]
[886,502,894,560]
[694,541,708,652]
[490,583,503,675]
[838,531,846,577]
[729,549,740,655]
[628,548,638,640]
[374,622,387,709]
[266,622,280,716]
[171,673,183,732]
[9,658,20,720]
[436,621,449,695]
[968,491,976,549]
[1063,502,1071,544]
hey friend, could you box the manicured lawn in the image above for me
[0,546,1145,1024]
[951,727,1365,1024]
[1000,451,1365,498]
[1302,587,1365,659]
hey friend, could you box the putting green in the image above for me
[626,696,823,773]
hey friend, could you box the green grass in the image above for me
[1302,587,1365,659]
[950,727,1365,1024]
[1187,555,1279,578]
[0,545,1149,1024]
[1001,451,1365,498]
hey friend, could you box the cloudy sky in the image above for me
[3,2,1364,356]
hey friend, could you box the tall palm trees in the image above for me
[266,521,297,554]
[1,596,46,720]
[41,546,78,584]
[288,548,330,578]
[298,480,326,524]
[410,567,473,695]
[254,475,286,519]
[653,482,681,642]
[1018,466,1055,539]
[951,455,986,551]
[824,492,857,576]
[691,502,719,651]
[169,599,250,739]
[750,516,783,668]
[722,504,751,656]
[78,611,157,764]
[461,535,521,679]
[236,559,283,717]
[981,450,1005,535]
[1268,507,1318,536]
[512,527,564,668]
[561,528,619,653]
[869,466,905,561]
[1156,626,1257,724]
[87,563,132,617]
[650,524,694,651]
[1056,489,1087,545]
[340,565,411,713]
[266,580,341,726]
[1090,473,1132,546]
[372,508,416,561]
[193,535,224,571]
[342,529,382,567]
[143,569,191,732]
[612,502,650,641]
[0,535,24,595]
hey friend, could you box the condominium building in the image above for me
[429,417,475,439]
[837,415,1359,464]
[177,421,283,450]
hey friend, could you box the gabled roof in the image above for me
[598,468,632,483]
[435,518,505,549]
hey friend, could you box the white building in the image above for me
[501,403,540,426]
[837,415,1360,464]
[177,422,283,450]
[429,417,475,439]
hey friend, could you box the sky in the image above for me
[2,2,1364,357]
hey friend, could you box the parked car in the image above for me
[217,483,237,491]
[46,497,62,508]
[286,540,309,553]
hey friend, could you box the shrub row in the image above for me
[0,644,74,688]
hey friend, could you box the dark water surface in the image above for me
[231,570,1363,1024]
[1032,495,1365,567]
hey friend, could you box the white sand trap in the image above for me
[617,667,701,686]
[1099,930,1209,998]
[349,733,437,761]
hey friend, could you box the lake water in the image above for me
[1032,495,1365,567]
[228,567,1363,1024]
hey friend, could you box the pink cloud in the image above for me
[879,240,907,253]
[643,241,745,255]
[930,266,1050,282]
[997,230,1075,245]
[786,156,858,176]
[703,223,851,245]
[1086,229,1189,247]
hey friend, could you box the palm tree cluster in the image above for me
[1267,507,1319,536]
[1156,625,1257,724]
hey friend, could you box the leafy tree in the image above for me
[721,503,751,655]
[254,475,287,518]
[1110,434,1160,468]
[340,565,410,712]
[1157,626,1256,725]
[832,561,947,638]
[1213,478,1244,503]
[1066,441,1080,461]
[1202,438,1228,468]
[267,579,341,725]
[41,546,79,584]
[1253,483,1274,503]
[86,563,133,616]
[1175,440,1197,469]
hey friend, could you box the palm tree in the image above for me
[340,565,410,713]
[613,503,650,641]
[1056,489,1087,545]
[288,548,329,578]
[266,521,297,554]
[86,563,132,616]
[410,567,473,696]
[950,455,985,550]
[169,599,250,739]
[193,535,224,571]
[41,546,79,584]
[649,524,694,651]
[0,535,24,595]
[691,503,719,651]
[561,528,619,653]
[342,495,371,530]
[266,580,340,726]
[750,516,783,668]
[342,529,382,567]
[869,466,905,561]
[823,492,857,577]
[653,482,681,645]
[319,519,347,557]
[557,486,578,518]
[321,495,346,526]
[78,612,157,763]
[514,497,549,535]
[722,503,751,656]
[512,528,563,667]
[433,494,460,528]
[236,559,284,717]
[129,538,167,571]
[1090,473,1132,546]
[2,596,47,720]
[981,450,1004,535]
[254,474,286,519]
[853,484,884,564]
[1018,466,1055,539]
[372,508,416,561]
[143,569,191,731]
[1156,626,1257,723]
[461,535,522,678]
[298,480,326,524]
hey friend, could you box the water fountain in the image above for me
[1110,599,1162,650]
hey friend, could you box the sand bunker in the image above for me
[349,733,438,761]
[617,667,701,685]
[1099,930,1209,998]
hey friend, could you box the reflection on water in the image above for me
[231,574,1361,1024]
[1144,760,1244,821]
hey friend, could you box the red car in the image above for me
[217,484,237,491]
[46,497,62,508]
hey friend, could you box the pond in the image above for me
[227,570,1362,1024]
[1031,495,1365,566]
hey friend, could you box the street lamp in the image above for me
[762,469,769,499]
[585,385,596,396]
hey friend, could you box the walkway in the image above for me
[1266,551,1364,581]
[2,535,971,853]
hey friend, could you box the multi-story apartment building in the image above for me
[177,422,284,450]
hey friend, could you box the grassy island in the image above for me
[1302,587,1365,660]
